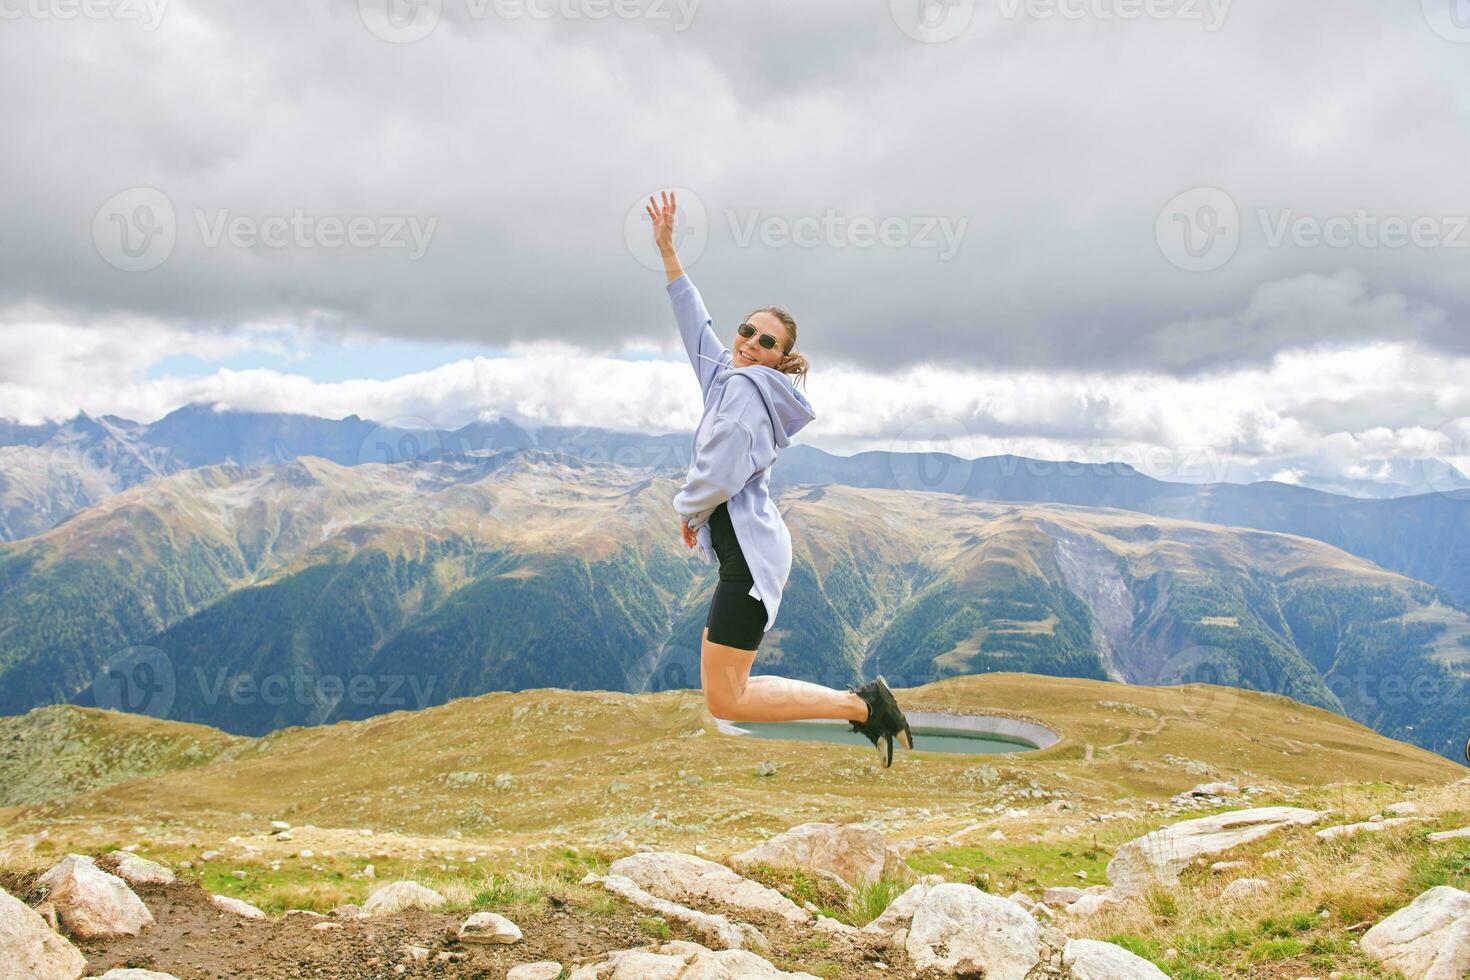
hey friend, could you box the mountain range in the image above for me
[0,438,1465,760]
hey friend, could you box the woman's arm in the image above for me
[646,191,686,284]
[649,190,730,398]
[672,375,763,528]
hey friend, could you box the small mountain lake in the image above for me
[716,711,1057,756]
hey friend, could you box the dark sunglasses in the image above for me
[737,322,781,351]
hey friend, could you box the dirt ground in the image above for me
[2,869,912,979]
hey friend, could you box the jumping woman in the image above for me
[646,190,916,767]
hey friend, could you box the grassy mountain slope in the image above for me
[2,674,1461,844]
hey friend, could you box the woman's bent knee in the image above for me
[701,636,755,718]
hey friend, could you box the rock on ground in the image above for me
[904,882,1041,980]
[97,971,184,979]
[1220,878,1270,901]
[1315,818,1419,840]
[730,821,916,887]
[458,911,522,944]
[209,894,266,919]
[566,938,822,979]
[608,852,810,925]
[1107,807,1326,897]
[1360,886,1470,980]
[507,964,564,980]
[861,882,937,936]
[0,885,87,980]
[581,872,768,952]
[1063,939,1170,980]
[105,852,176,886]
[36,854,155,940]
[360,881,446,916]
[1427,827,1470,843]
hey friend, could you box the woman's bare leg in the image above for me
[701,627,869,723]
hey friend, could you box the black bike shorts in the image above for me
[704,501,769,650]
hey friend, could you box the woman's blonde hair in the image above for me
[745,305,810,390]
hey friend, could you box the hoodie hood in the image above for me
[696,352,815,449]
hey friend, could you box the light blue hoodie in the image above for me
[668,273,817,634]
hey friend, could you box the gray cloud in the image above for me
[0,0,1466,380]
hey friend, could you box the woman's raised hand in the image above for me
[646,191,678,255]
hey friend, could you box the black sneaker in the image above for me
[848,675,915,767]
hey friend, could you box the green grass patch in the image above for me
[638,915,671,939]
[908,838,1114,894]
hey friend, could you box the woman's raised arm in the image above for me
[646,191,686,285]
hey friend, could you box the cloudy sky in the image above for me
[2,0,1469,492]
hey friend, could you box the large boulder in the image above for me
[730,822,915,886]
[566,938,821,979]
[1360,886,1470,980]
[1107,808,1326,897]
[904,882,1041,980]
[0,885,87,980]
[36,854,155,940]
[607,852,810,924]
[860,882,939,936]
[361,881,446,916]
[1064,939,1170,980]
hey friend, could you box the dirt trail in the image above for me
[2,869,903,979]
[7,872,651,978]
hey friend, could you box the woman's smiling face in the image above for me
[732,310,789,370]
